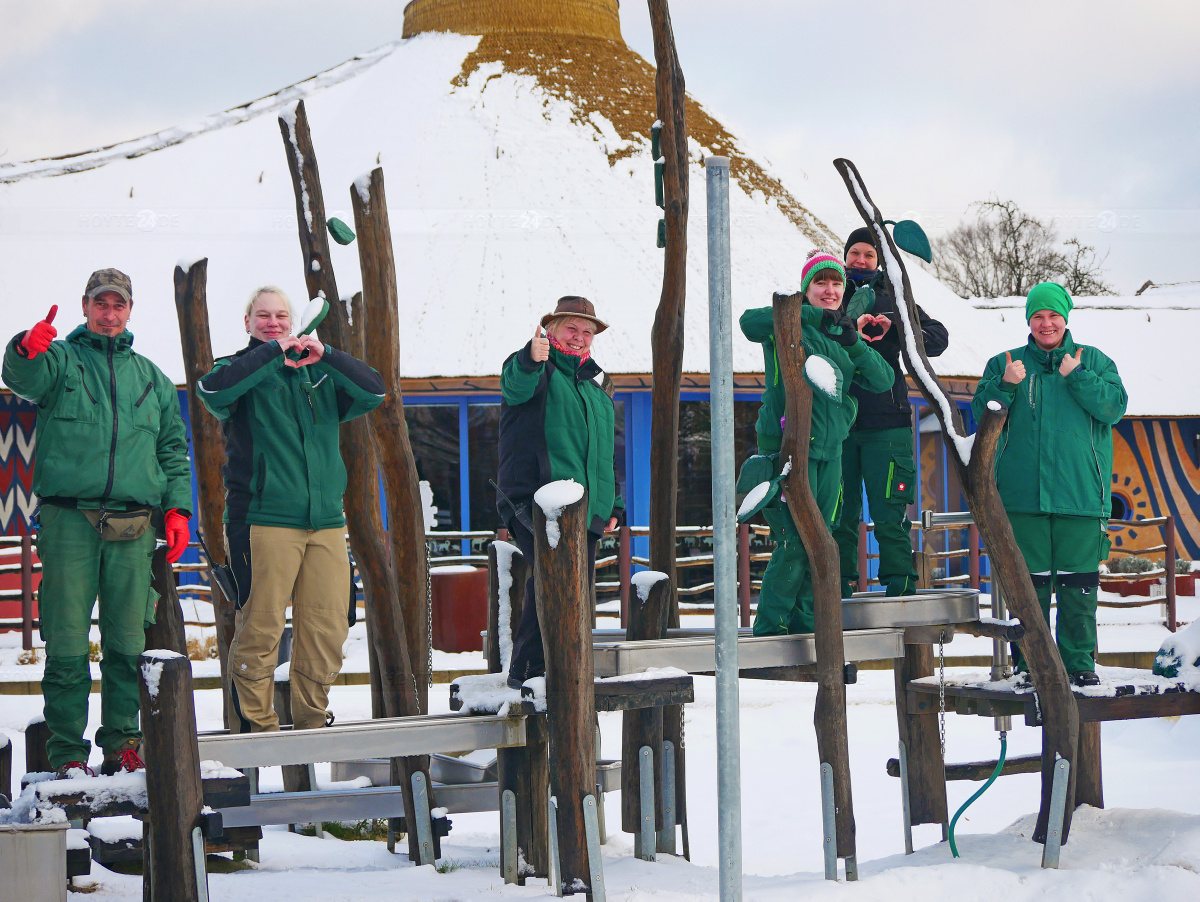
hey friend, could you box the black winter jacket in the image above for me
[845,270,948,431]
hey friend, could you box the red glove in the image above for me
[20,305,58,357]
[165,509,190,564]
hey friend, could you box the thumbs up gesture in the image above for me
[530,324,550,363]
[20,305,58,358]
[1002,350,1026,385]
[1059,347,1083,377]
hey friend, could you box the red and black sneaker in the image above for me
[100,739,145,776]
[55,761,95,779]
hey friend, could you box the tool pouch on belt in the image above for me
[81,507,153,542]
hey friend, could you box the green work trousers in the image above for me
[753,456,842,636]
[1010,512,1105,675]
[834,426,920,597]
[36,505,157,768]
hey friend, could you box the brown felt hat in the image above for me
[539,296,608,334]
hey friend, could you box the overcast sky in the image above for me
[2,0,1197,294]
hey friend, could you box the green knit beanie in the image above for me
[1025,282,1073,323]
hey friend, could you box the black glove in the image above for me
[819,309,860,347]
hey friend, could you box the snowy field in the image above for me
[4,656,1200,899]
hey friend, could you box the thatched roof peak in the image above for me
[402,0,623,43]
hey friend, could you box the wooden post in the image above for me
[968,524,981,590]
[351,167,431,704]
[145,544,187,656]
[139,650,206,902]
[1164,516,1177,632]
[0,733,11,801]
[913,550,932,592]
[618,525,631,628]
[20,534,33,651]
[278,101,431,860]
[738,523,751,627]
[496,713,551,878]
[273,677,312,794]
[833,157,1080,845]
[621,576,672,835]
[533,487,595,894]
[773,289,856,862]
[857,522,869,593]
[25,717,51,775]
[893,645,948,828]
[486,541,525,675]
[1075,722,1103,809]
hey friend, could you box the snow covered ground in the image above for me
[4,643,1200,899]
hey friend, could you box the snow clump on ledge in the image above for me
[631,570,669,602]
[534,479,585,549]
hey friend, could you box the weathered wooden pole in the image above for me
[773,289,857,865]
[833,156,1080,844]
[351,167,431,707]
[145,544,187,656]
[172,261,232,704]
[24,716,51,775]
[139,650,206,902]
[278,101,431,860]
[0,732,11,802]
[622,574,672,837]
[533,484,595,894]
[647,0,691,850]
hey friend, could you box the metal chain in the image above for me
[937,629,947,760]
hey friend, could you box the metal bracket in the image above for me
[820,762,837,880]
[501,789,518,884]
[657,740,677,855]
[548,796,563,896]
[635,745,656,861]
[583,794,607,902]
[1041,756,1071,869]
[410,770,435,866]
[898,739,913,854]
[191,825,210,902]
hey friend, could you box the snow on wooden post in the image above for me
[25,716,50,776]
[279,101,432,861]
[532,480,595,894]
[172,260,234,694]
[621,572,671,835]
[833,157,1081,845]
[487,541,525,676]
[772,289,857,864]
[139,649,206,902]
[351,167,431,702]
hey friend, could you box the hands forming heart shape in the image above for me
[856,313,892,342]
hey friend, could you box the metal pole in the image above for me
[706,155,742,901]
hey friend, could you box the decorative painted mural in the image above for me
[0,394,37,537]
[1111,418,1200,560]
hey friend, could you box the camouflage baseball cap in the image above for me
[84,268,132,303]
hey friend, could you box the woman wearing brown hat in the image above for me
[496,296,624,689]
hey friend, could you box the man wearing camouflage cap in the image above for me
[3,268,193,777]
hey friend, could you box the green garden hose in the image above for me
[948,731,1007,858]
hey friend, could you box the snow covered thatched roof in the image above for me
[0,3,1185,418]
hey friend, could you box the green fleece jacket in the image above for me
[198,339,385,530]
[971,331,1127,517]
[499,344,622,530]
[740,304,894,459]
[3,325,192,512]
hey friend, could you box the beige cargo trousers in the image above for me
[227,524,350,731]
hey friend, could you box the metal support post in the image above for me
[583,795,607,902]
[411,770,435,865]
[707,154,743,902]
[501,789,518,884]
[548,796,563,896]
[898,740,913,854]
[635,745,655,861]
[657,740,677,854]
[820,763,837,880]
[1041,757,1071,869]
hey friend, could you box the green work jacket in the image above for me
[2,325,192,513]
[971,331,1127,517]
[199,339,385,530]
[740,304,893,460]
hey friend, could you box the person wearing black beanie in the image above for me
[832,231,949,598]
